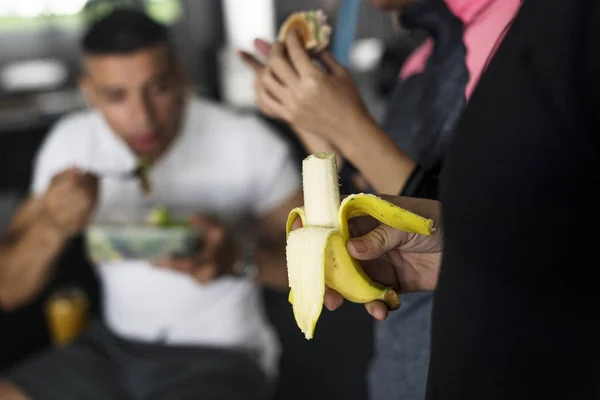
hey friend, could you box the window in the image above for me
[0,0,181,32]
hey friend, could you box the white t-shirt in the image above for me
[31,97,301,378]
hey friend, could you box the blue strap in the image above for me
[331,0,361,67]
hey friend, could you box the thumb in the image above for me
[318,50,345,76]
[347,224,408,260]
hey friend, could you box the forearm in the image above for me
[337,114,416,195]
[0,214,68,310]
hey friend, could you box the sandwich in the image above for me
[278,9,332,53]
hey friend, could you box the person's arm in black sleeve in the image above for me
[400,163,440,200]
[580,0,600,132]
[339,161,360,194]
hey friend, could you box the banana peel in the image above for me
[286,193,434,339]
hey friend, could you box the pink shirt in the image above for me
[400,0,522,100]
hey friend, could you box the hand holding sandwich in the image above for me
[241,11,417,195]
[258,30,372,150]
[239,37,344,171]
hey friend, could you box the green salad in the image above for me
[86,206,199,263]
[146,206,190,228]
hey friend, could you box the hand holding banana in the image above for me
[286,153,443,339]
[324,196,443,320]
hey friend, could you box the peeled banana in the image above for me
[285,152,434,339]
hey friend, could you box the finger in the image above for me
[157,257,195,272]
[189,215,220,235]
[151,259,169,268]
[318,50,345,76]
[360,259,398,289]
[285,30,315,76]
[238,50,265,74]
[365,301,389,321]
[269,42,299,85]
[262,69,291,102]
[191,263,218,284]
[347,224,408,260]
[324,287,344,311]
[258,87,290,120]
[189,215,225,259]
[254,38,272,57]
[348,216,379,238]
[291,217,303,230]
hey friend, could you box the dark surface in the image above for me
[430,1,600,399]
[264,289,373,400]
[11,320,269,400]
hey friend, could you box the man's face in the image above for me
[80,44,185,159]
[369,0,415,11]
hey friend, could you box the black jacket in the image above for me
[428,1,600,398]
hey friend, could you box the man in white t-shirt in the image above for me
[0,9,301,400]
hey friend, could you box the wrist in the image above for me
[337,112,381,163]
[335,114,417,195]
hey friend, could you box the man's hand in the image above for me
[42,167,98,238]
[294,196,443,321]
[154,216,241,284]
[239,39,344,171]
[248,31,370,145]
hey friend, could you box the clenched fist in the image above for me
[42,168,98,238]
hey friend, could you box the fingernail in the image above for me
[348,239,367,254]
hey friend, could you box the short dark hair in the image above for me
[81,8,171,55]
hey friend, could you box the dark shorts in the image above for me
[9,320,269,400]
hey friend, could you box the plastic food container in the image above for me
[85,207,203,263]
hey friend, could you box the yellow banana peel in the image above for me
[285,153,434,339]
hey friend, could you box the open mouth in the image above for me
[131,132,160,151]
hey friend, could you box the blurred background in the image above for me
[0,1,426,399]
